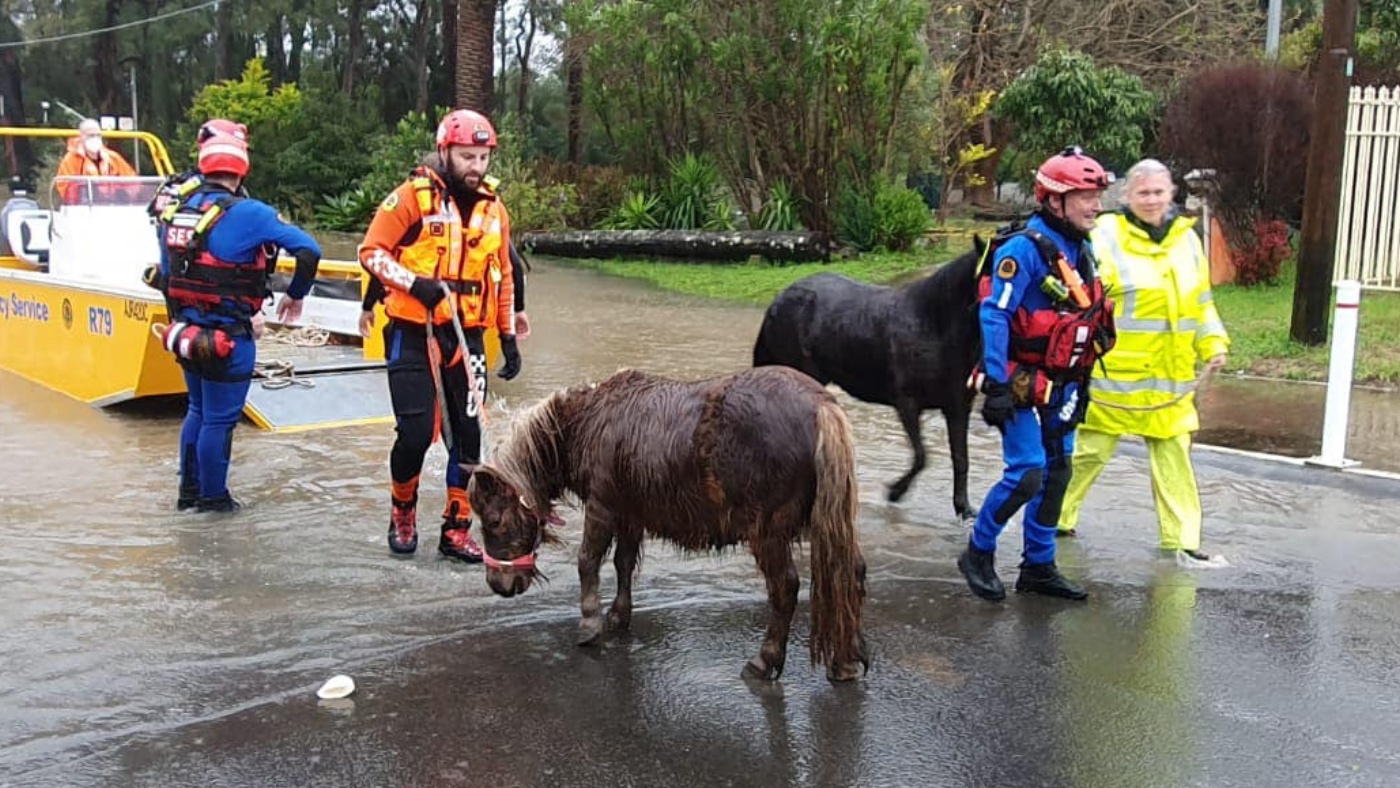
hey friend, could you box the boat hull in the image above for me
[0,267,183,405]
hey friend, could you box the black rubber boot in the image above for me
[196,494,243,513]
[176,484,199,512]
[1015,561,1088,600]
[957,543,1006,601]
[388,498,418,555]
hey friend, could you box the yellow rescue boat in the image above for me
[0,127,498,431]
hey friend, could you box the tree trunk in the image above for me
[564,22,584,163]
[0,16,34,177]
[441,0,459,108]
[288,5,307,84]
[515,0,537,118]
[520,229,835,263]
[215,0,234,80]
[94,0,123,113]
[456,0,496,113]
[412,0,434,114]
[965,115,1000,206]
[342,0,366,94]
[266,15,287,85]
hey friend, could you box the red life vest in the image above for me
[976,224,1117,377]
[160,188,272,320]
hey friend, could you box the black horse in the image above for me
[753,239,985,520]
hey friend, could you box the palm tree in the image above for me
[455,0,496,114]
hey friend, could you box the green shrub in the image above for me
[601,191,662,230]
[756,181,804,231]
[357,109,442,203]
[872,182,930,251]
[836,185,877,250]
[836,181,929,251]
[532,161,631,229]
[313,187,381,232]
[995,47,1160,178]
[658,153,734,230]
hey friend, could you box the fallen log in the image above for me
[519,229,836,263]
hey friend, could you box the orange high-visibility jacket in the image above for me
[55,144,137,203]
[358,166,515,333]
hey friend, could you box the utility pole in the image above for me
[1292,0,1359,345]
[1266,0,1283,59]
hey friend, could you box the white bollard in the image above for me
[1309,279,1362,469]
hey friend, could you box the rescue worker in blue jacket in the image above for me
[959,147,1115,602]
[153,119,321,512]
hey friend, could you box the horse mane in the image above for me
[904,236,986,329]
[491,386,576,515]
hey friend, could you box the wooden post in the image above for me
[1291,0,1359,345]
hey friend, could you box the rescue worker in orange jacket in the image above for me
[56,118,137,204]
[359,109,523,561]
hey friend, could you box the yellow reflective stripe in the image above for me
[193,204,223,233]
[1195,319,1225,339]
[1094,377,1196,396]
[1096,228,1171,332]
[412,178,435,213]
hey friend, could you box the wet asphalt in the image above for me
[3,262,1399,788]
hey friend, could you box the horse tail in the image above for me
[807,398,867,676]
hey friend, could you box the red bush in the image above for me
[1159,63,1312,285]
[1232,218,1292,286]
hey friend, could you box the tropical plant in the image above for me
[756,181,803,232]
[601,191,662,230]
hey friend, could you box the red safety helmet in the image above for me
[436,109,497,150]
[1033,146,1111,203]
[196,119,250,178]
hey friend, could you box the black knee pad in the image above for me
[1036,457,1073,526]
[992,467,1044,523]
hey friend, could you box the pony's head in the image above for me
[468,466,564,597]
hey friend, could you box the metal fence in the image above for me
[1335,85,1400,290]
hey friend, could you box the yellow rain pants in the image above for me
[1058,428,1202,551]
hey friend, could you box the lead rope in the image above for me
[440,282,490,464]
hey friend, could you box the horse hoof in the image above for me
[741,658,780,681]
[576,619,603,647]
[826,663,861,683]
[606,608,631,632]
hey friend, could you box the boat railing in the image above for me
[49,175,164,210]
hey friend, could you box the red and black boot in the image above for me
[388,496,418,555]
[438,499,483,563]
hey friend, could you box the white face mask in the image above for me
[82,136,103,156]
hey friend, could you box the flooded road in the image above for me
[3,261,1400,787]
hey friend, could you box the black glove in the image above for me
[980,379,1016,434]
[498,334,522,381]
[409,276,446,310]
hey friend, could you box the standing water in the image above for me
[2,260,1399,787]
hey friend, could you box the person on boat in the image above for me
[958,146,1115,603]
[55,118,136,204]
[156,119,322,513]
[358,108,523,561]
[1057,158,1231,568]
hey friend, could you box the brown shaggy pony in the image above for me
[467,366,870,682]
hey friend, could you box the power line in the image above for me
[0,0,222,49]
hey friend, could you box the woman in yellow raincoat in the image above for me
[1058,159,1230,567]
